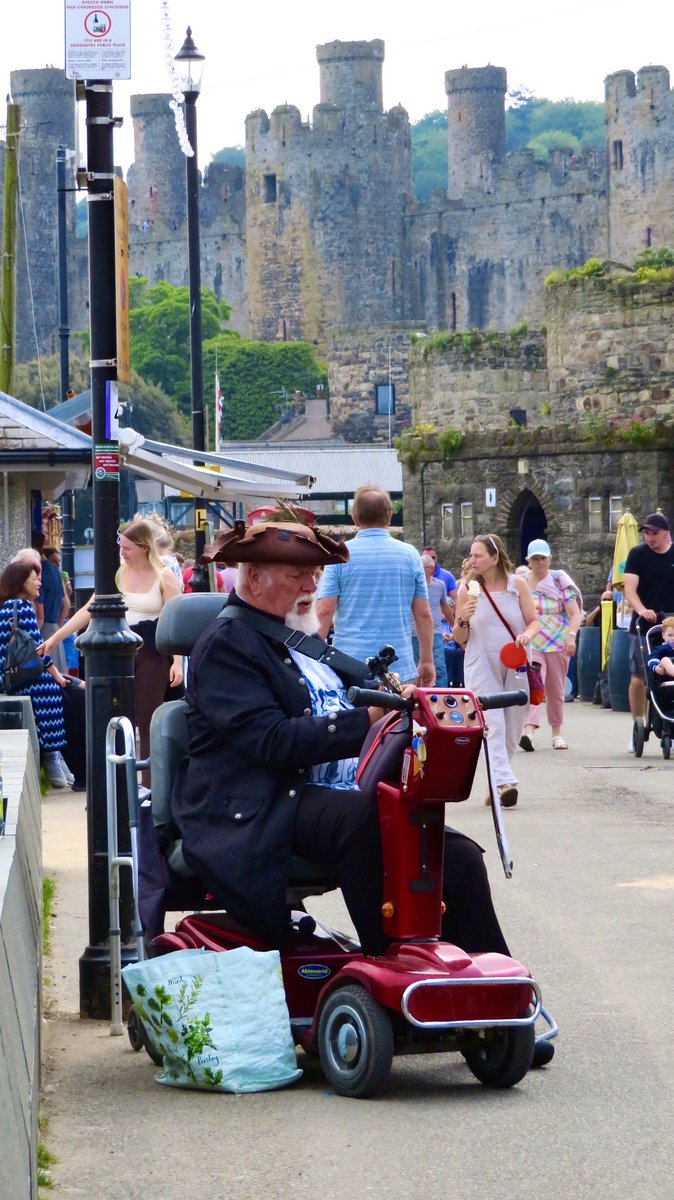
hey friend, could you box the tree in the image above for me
[202,337,327,441]
[527,130,582,162]
[411,95,605,200]
[211,145,245,168]
[11,354,190,445]
[129,280,231,417]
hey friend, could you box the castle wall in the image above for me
[9,70,77,365]
[328,325,421,443]
[403,436,674,601]
[406,148,608,334]
[246,41,411,348]
[606,67,674,261]
[409,274,674,439]
[546,273,674,419]
[410,331,550,432]
[403,276,674,594]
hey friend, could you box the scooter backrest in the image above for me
[149,700,190,844]
[156,593,227,656]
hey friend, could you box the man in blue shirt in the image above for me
[316,487,435,685]
[423,546,458,602]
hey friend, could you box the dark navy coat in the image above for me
[172,596,371,944]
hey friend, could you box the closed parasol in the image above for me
[612,510,640,588]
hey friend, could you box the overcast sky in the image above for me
[3,1,673,174]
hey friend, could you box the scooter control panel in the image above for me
[423,691,480,725]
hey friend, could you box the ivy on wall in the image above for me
[202,338,327,441]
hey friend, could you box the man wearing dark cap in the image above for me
[623,511,674,741]
[171,509,510,960]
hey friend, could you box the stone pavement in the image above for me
[40,701,674,1200]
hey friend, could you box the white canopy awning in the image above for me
[118,429,314,501]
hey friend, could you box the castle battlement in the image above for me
[3,42,673,390]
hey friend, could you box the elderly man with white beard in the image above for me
[171,508,511,960]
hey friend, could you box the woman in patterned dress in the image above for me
[519,539,582,752]
[0,560,71,787]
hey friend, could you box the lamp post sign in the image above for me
[65,1,132,80]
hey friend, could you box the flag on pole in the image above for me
[215,372,223,450]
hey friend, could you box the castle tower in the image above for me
[317,39,385,111]
[605,65,674,259]
[445,66,507,200]
[246,39,411,348]
[126,94,187,238]
[8,69,76,366]
[126,94,248,333]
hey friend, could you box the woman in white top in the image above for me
[40,519,183,776]
[452,534,539,808]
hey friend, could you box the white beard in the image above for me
[285,600,320,636]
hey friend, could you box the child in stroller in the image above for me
[633,616,674,758]
[647,615,674,684]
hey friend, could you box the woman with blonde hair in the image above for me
[452,533,539,807]
[40,519,183,775]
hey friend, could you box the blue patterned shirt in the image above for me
[288,650,359,789]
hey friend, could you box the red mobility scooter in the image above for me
[108,595,557,1098]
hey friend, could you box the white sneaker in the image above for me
[59,754,75,786]
[627,737,635,754]
[44,752,68,788]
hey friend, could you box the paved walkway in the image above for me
[40,701,674,1199]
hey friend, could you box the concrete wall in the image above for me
[0,711,42,1200]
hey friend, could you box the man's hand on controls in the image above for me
[367,684,416,726]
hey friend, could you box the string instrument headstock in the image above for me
[366,645,404,696]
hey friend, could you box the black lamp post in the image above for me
[175,28,209,590]
[76,79,141,1017]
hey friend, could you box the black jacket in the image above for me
[172,596,371,943]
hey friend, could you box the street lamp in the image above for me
[175,27,209,589]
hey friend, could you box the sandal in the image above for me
[519,734,535,752]
[498,784,518,808]
[551,736,568,750]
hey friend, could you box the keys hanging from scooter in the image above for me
[411,730,427,778]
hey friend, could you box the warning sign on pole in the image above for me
[65,2,131,80]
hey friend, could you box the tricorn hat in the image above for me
[201,502,348,567]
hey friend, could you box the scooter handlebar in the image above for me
[478,689,529,711]
[347,686,412,712]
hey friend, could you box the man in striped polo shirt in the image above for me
[316,486,435,686]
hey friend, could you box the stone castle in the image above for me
[2,42,674,446]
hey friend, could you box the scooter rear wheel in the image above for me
[460,1015,535,1088]
[318,983,393,1098]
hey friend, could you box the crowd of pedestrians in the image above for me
[3,494,670,810]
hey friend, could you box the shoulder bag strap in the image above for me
[218,604,373,682]
[481,582,517,641]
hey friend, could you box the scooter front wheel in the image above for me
[318,983,393,1098]
[460,1015,535,1088]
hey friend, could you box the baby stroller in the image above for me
[633,618,674,759]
